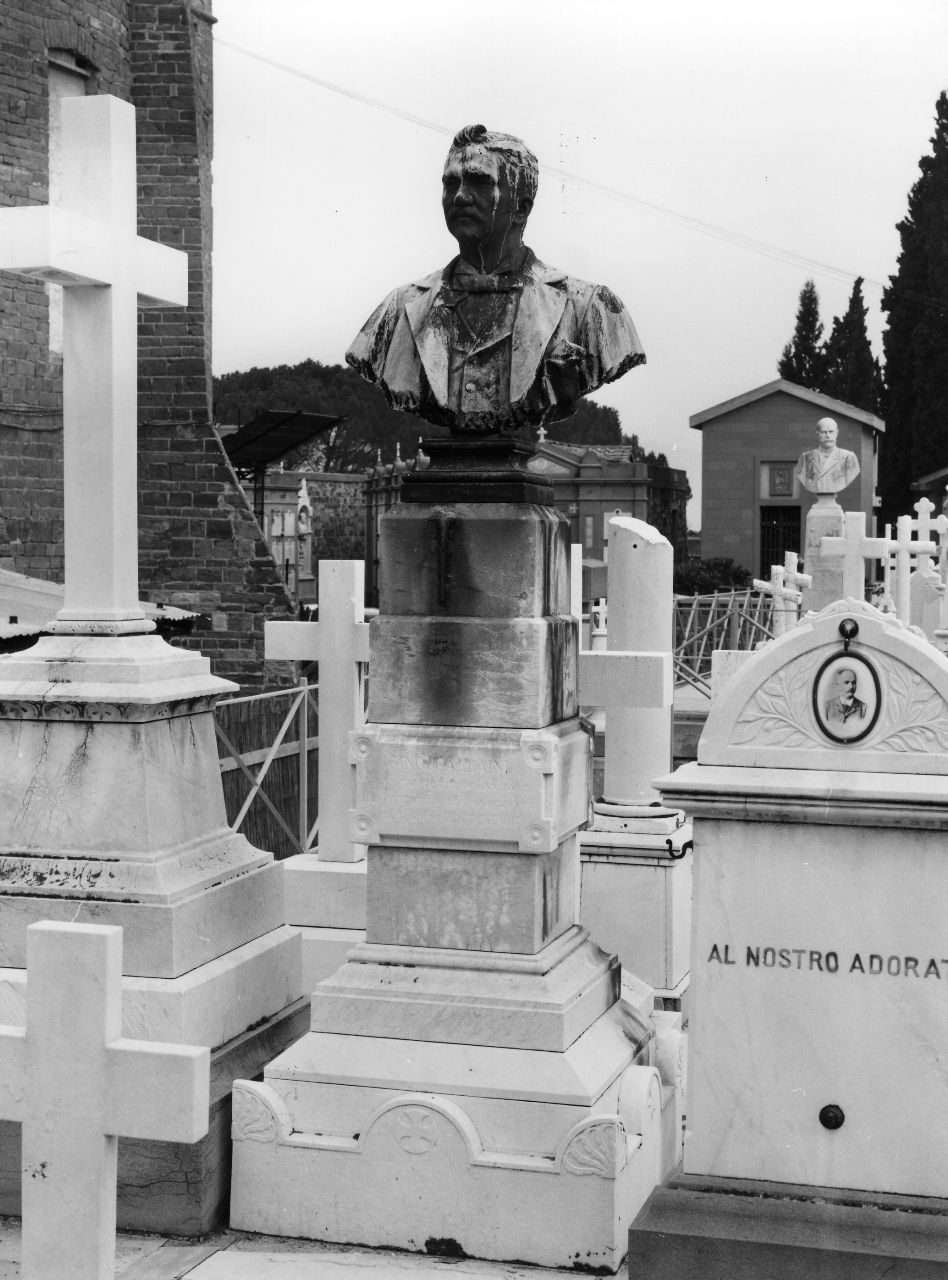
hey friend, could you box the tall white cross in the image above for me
[0,96,187,630]
[0,922,208,1280]
[265,560,370,862]
[819,511,899,606]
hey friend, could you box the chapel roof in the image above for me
[689,378,885,433]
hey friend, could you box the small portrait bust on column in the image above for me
[796,417,860,495]
[345,124,645,435]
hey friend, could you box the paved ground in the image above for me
[0,1219,583,1279]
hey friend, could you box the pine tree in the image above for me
[778,279,825,390]
[821,277,884,415]
[881,90,948,522]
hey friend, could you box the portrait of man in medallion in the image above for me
[823,666,867,725]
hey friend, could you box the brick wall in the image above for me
[0,2,295,688]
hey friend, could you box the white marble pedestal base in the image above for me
[232,928,684,1271]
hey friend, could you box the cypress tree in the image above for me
[822,277,884,415]
[880,90,948,522]
[778,279,826,390]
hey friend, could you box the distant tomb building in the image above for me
[527,438,690,600]
[0,1,294,687]
[691,379,883,578]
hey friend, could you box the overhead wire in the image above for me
[215,38,875,291]
[215,38,948,319]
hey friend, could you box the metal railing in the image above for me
[673,590,775,696]
[215,680,319,858]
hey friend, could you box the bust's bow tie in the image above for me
[450,258,526,294]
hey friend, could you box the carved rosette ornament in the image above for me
[232,1083,288,1144]
[560,1119,627,1179]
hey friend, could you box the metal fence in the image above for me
[215,681,318,859]
[215,591,776,847]
[673,589,775,696]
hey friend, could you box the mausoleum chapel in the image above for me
[2,4,948,1280]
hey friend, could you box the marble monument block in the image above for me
[350,719,591,852]
[368,615,578,727]
[365,840,579,954]
[630,598,948,1275]
[380,502,570,618]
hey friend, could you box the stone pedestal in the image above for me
[629,600,948,1275]
[0,633,304,1231]
[580,822,691,1006]
[232,500,680,1271]
[800,494,844,613]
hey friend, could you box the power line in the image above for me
[215,38,892,297]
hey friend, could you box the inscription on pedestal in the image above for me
[350,722,591,852]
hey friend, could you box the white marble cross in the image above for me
[265,560,370,862]
[577,520,673,809]
[910,496,948,573]
[752,553,812,638]
[892,512,939,623]
[819,512,899,607]
[0,922,208,1280]
[0,95,187,631]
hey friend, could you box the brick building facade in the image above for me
[692,379,883,578]
[0,1,294,687]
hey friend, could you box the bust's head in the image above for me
[816,417,838,449]
[442,125,539,271]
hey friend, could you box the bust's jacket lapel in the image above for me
[510,257,569,405]
[405,265,454,406]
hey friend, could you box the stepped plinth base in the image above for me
[629,1172,948,1278]
[231,998,678,1271]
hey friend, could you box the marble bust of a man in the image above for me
[345,124,645,435]
[795,417,860,495]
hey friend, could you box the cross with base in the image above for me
[753,552,812,638]
[0,95,187,631]
[0,922,208,1280]
[265,560,370,862]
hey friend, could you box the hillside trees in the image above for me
[213,359,665,470]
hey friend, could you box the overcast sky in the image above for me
[211,0,948,525]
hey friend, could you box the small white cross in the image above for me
[1,922,208,1280]
[912,496,948,574]
[265,560,370,862]
[753,554,812,637]
[0,96,187,631]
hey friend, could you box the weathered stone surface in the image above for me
[379,502,569,618]
[309,927,621,1053]
[351,720,591,852]
[366,840,578,954]
[368,615,577,727]
[0,861,285,979]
